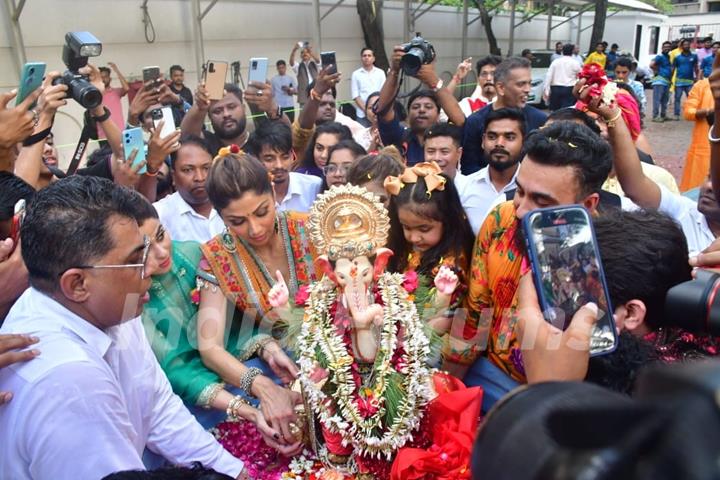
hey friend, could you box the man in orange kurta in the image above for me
[680,78,713,191]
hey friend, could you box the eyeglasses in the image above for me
[323,163,353,175]
[72,235,151,280]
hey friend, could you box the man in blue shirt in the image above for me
[461,57,547,174]
[701,41,720,79]
[672,39,698,119]
[606,43,619,79]
[650,41,674,122]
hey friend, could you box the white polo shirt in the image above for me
[0,288,243,480]
[153,192,225,243]
[277,172,323,213]
[658,185,716,257]
[457,166,520,235]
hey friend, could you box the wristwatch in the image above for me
[266,104,282,121]
[431,78,444,92]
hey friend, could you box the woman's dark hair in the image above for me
[207,152,272,212]
[365,91,380,112]
[387,172,474,275]
[302,122,352,170]
[123,189,159,226]
[327,139,367,162]
[346,147,405,186]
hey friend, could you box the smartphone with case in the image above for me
[321,51,337,75]
[248,57,269,85]
[151,106,176,139]
[203,60,229,100]
[522,205,617,356]
[122,127,147,175]
[142,66,161,84]
[16,62,46,107]
[9,199,25,249]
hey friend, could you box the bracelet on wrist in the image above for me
[239,367,263,398]
[91,107,112,123]
[603,108,623,128]
[226,395,250,420]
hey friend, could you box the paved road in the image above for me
[642,89,694,185]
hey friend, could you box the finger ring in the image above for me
[257,90,263,96]
[31,109,39,127]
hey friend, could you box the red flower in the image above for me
[295,284,310,306]
[357,392,379,418]
[575,62,609,110]
[403,270,419,293]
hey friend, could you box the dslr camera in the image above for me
[52,32,103,109]
[665,268,720,335]
[400,33,436,76]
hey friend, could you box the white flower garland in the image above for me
[297,273,434,460]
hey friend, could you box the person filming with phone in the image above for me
[289,41,320,108]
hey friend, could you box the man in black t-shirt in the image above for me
[168,65,193,106]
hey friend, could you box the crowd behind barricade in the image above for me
[3,29,720,480]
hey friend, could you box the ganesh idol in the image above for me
[268,185,483,480]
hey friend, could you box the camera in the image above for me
[664,269,720,335]
[399,33,436,76]
[52,32,103,109]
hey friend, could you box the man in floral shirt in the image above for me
[456,120,613,407]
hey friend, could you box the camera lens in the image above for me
[401,48,424,76]
[665,270,720,335]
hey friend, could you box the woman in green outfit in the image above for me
[127,192,296,455]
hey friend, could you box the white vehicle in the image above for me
[526,50,554,108]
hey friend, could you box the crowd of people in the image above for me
[2,32,720,479]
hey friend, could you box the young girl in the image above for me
[296,122,352,178]
[383,161,474,368]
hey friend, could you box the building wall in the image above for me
[0,0,665,163]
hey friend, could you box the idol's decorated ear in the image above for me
[373,248,393,280]
[314,255,337,283]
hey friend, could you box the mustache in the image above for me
[491,148,509,156]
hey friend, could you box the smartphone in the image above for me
[321,51,337,75]
[122,127,147,175]
[522,205,617,356]
[248,57,269,85]
[142,66,161,84]
[151,106,176,139]
[203,60,229,100]
[16,62,46,107]
[9,199,26,247]
[298,41,309,49]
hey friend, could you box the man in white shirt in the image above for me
[543,43,581,111]
[462,108,525,234]
[246,122,322,213]
[0,176,245,480]
[351,48,387,126]
[154,136,225,243]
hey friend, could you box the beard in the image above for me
[213,117,247,140]
[487,150,521,172]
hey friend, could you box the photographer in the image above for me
[374,43,465,165]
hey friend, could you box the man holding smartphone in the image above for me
[290,42,320,108]
[169,65,193,106]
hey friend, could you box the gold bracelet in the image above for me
[603,109,623,128]
[226,395,249,419]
